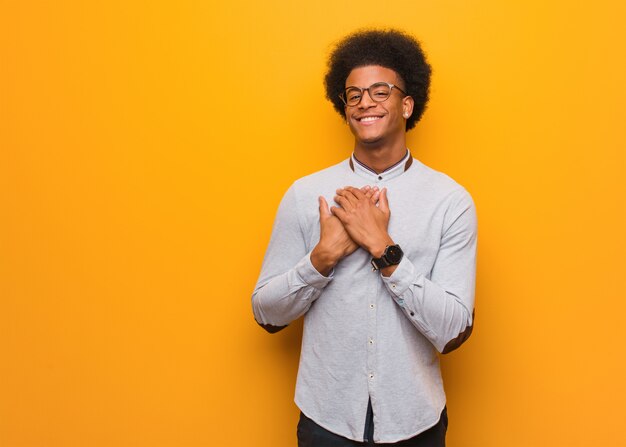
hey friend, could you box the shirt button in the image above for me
[410,311,415,316]
[378,175,382,180]
[391,284,396,289]
[370,304,375,309]
[369,374,374,379]
[369,338,374,344]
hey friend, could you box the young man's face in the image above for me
[344,65,412,147]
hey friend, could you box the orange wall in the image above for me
[1,1,625,446]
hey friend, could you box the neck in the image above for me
[353,135,408,174]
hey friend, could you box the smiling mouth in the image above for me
[357,116,383,122]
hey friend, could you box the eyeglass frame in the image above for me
[339,82,408,107]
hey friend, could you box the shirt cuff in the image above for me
[294,251,334,289]
[381,257,423,303]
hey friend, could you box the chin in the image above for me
[357,133,385,146]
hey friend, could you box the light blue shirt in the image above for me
[252,151,477,443]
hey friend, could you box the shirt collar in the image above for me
[349,149,413,182]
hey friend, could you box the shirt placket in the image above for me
[365,173,388,435]
[366,267,379,408]
[350,151,410,440]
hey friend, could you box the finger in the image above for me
[379,188,390,214]
[330,206,347,221]
[345,186,366,200]
[363,187,375,200]
[319,196,331,218]
[336,189,358,206]
[334,195,352,211]
[365,189,380,205]
[360,185,371,192]
[372,190,380,204]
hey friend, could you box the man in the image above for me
[252,29,477,446]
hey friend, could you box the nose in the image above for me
[358,89,377,108]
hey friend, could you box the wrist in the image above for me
[368,234,395,258]
[311,244,340,276]
[371,243,404,276]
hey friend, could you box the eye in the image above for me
[370,84,390,98]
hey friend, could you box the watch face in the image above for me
[385,245,403,264]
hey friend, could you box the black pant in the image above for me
[297,407,447,446]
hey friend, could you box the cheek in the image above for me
[345,117,358,135]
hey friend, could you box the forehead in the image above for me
[345,65,400,88]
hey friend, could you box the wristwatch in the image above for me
[371,245,404,270]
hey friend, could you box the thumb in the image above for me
[379,188,390,214]
[319,196,331,218]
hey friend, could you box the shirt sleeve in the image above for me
[381,188,478,353]
[252,184,332,332]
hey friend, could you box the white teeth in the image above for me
[360,116,381,122]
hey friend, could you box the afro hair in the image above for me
[324,28,432,131]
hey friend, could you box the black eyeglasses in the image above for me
[339,82,407,107]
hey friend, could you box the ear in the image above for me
[402,96,415,119]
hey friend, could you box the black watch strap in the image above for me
[371,245,403,271]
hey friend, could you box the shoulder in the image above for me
[409,157,474,206]
[292,159,348,189]
[285,158,349,201]
[277,158,349,212]
[412,160,477,234]
[411,158,465,191]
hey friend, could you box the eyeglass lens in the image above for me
[344,83,392,106]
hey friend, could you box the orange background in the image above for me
[1,1,625,446]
